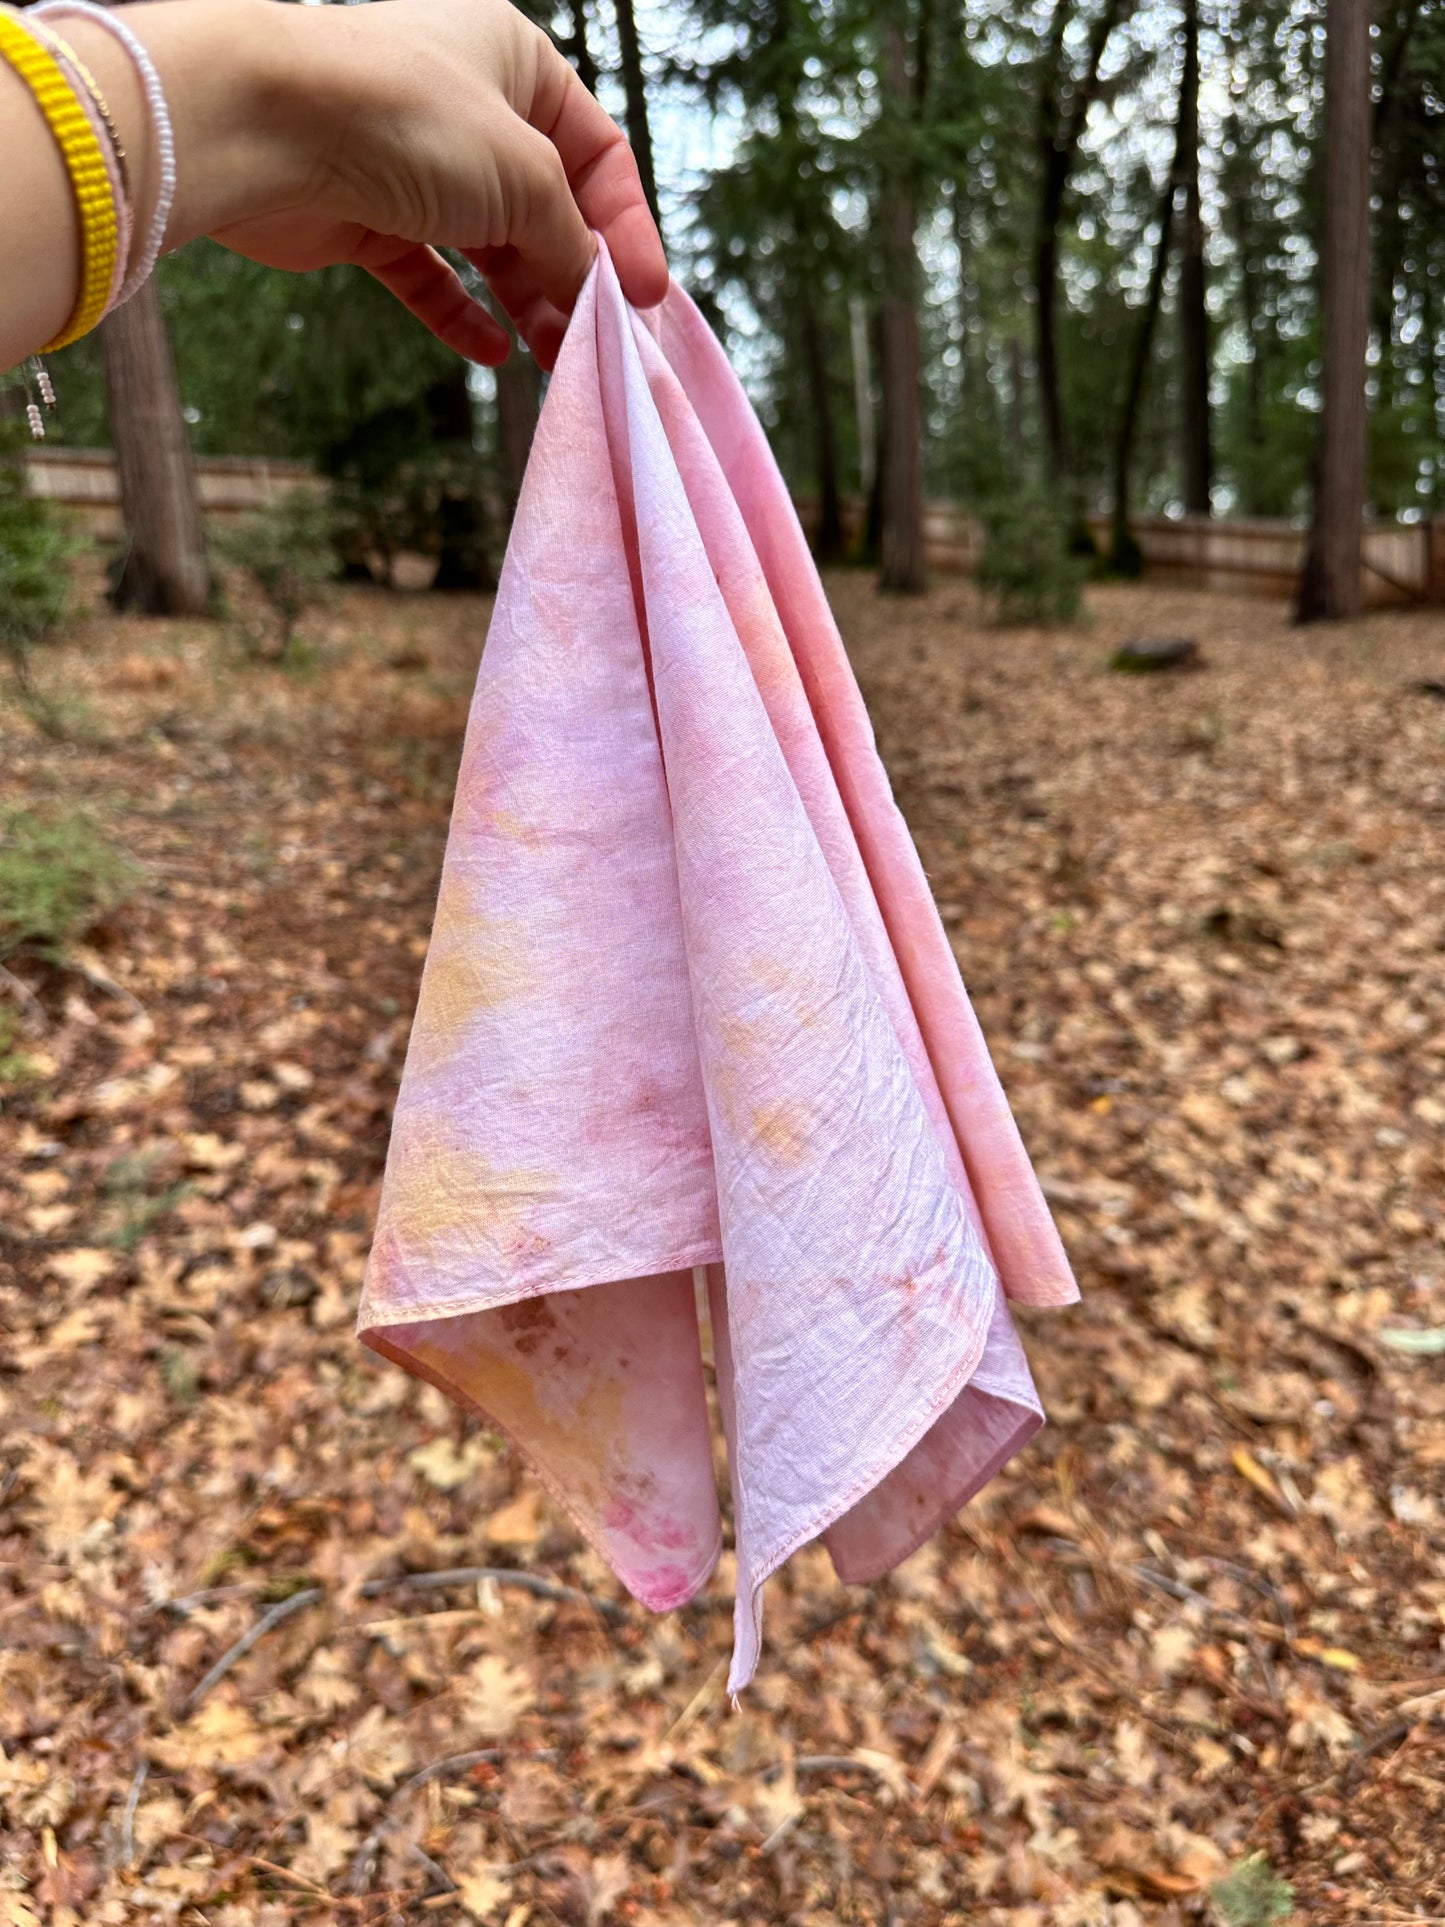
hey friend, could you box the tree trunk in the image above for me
[428,364,494,593]
[1008,337,1027,465]
[1034,149,1069,485]
[1033,0,1126,486]
[799,288,844,563]
[1223,108,1266,500]
[612,0,662,236]
[495,346,542,513]
[849,292,877,505]
[101,280,209,616]
[1109,169,1177,568]
[1297,0,1374,622]
[1110,4,1212,567]
[1178,0,1211,514]
[879,16,926,594]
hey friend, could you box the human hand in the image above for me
[131,0,668,369]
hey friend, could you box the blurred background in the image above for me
[7,0,1445,616]
[2,4,1444,1925]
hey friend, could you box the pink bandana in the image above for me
[358,243,1078,1691]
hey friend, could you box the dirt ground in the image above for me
[1,573,1443,1926]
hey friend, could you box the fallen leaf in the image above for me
[1230,1446,1293,1514]
[457,1861,513,1923]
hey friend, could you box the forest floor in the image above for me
[1,572,1444,1927]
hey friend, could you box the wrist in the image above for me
[137,0,320,245]
[62,0,328,256]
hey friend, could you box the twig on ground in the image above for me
[0,963,47,1031]
[409,1845,456,1894]
[157,1581,269,1616]
[1198,1554,1298,1644]
[236,1853,372,1912]
[359,1566,624,1621]
[348,1751,502,1894]
[181,1587,324,1713]
[58,943,148,1017]
[659,1657,728,1748]
[120,1758,148,1867]
[174,1566,619,1717]
[795,1754,890,1779]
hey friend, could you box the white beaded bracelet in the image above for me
[35,0,175,309]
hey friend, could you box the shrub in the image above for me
[0,418,84,711]
[217,487,340,659]
[974,489,1088,626]
[0,806,141,962]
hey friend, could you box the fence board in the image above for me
[794,494,1440,606]
[27,454,1445,607]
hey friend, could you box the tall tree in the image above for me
[613,0,662,235]
[878,14,927,593]
[101,282,209,616]
[1033,0,1129,486]
[1297,0,1374,621]
[1177,0,1211,514]
[495,345,542,513]
[1108,24,1189,565]
[686,0,854,562]
[429,361,495,593]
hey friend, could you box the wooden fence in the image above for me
[27,451,1445,606]
[796,497,1445,607]
[23,445,316,542]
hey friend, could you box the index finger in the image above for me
[527,45,669,310]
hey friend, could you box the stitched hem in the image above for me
[727,1241,1000,1694]
[357,1240,726,1333]
[827,1398,1044,1585]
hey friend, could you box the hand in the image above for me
[139,0,669,369]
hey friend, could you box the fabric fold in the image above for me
[359,242,1077,1691]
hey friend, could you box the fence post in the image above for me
[1430,517,1445,604]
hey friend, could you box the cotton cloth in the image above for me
[358,243,1079,1691]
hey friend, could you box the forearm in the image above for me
[2,0,664,377]
[1,0,317,371]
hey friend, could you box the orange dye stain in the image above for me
[408,875,535,1074]
[749,1099,812,1164]
[381,1140,548,1268]
[400,1308,630,1520]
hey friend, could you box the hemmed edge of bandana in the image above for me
[719,1240,1028,1696]
[355,1236,726,1333]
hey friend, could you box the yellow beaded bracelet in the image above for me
[0,8,118,352]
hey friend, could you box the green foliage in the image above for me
[1211,1854,1296,1927]
[216,488,340,658]
[0,420,82,657]
[31,0,1445,570]
[0,1005,45,1084]
[0,807,141,962]
[974,491,1087,626]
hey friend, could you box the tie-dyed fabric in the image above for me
[358,242,1078,1692]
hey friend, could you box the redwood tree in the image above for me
[1297,0,1374,621]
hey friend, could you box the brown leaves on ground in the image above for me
[0,577,1443,1924]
